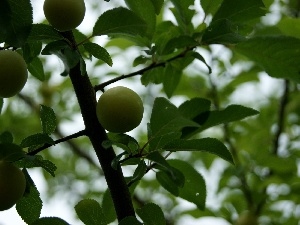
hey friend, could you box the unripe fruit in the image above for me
[0,161,26,211]
[96,86,144,133]
[43,0,86,32]
[0,50,28,98]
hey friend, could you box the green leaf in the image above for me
[164,138,234,164]
[102,190,117,224]
[149,0,164,15]
[0,143,25,162]
[111,152,127,170]
[156,166,185,196]
[20,133,54,149]
[212,0,266,23]
[183,104,259,137]
[16,170,42,224]
[201,0,223,15]
[202,19,246,44]
[277,17,300,39]
[0,131,14,143]
[178,98,211,119]
[156,171,180,196]
[163,62,182,98]
[170,0,195,34]
[150,97,199,136]
[107,133,139,154]
[146,151,172,172]
[40,105,56,135]
[168,159,206,210]
[22,42,43,64]
[27,24,63,42]
[125,0,156,38]
[153,21,181,55]
[136,203,166,225]
[0,0,33,47]
[17,155,57,177]
[141,67,164,85]
[75,199,108,225]
[27,57,45,81]
[163,35,199,55]
[164,55,195,97]
[191,52,212,74]
[42,40,81,76]
[119,216,143,225]
[235,36,300,82]
[128,160,147,185]
[93,7,147,37]
[133,55,150,67]
[83,42,113,66]
[0,0,11,43]
[149,131,182,151]
[31,217,69,225]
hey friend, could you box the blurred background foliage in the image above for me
[1,0,300,224]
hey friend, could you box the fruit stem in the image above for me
[61,31,135,221]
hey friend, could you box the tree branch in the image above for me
[27,130,87,156]
[272,79,290,155]
[95,48,192,91]
[18,93,101,170]
[62,31,135,221]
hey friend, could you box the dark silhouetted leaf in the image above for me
[31,217,69,225]
[75,199,108,225]
[16,170,42,224]
[136,203,166,225]
[40,105,56,135]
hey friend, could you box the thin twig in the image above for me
[18,93,101,170]
[95,48,192,91]
[27,130,87,156]
[272,79,290,155]
[208,70,256,211]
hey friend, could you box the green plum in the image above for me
[96,86,144,133]
[0,50,28,98]
[0,161,26,211]
[43,0,86,31]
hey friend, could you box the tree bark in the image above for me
[63,31,135,222]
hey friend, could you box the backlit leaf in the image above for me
[235,36,300,82]
[164,138,234,164]
[168,159,206,210]
[150,97,199,137]
[40,105,56,135]
[83,42,112,66]
[125,0,156,38]
[93,7,147,37]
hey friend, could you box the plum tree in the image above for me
[43,0,86,32]
[0,161,26,211]
[0,50,28,98]
[96,86,144,133]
